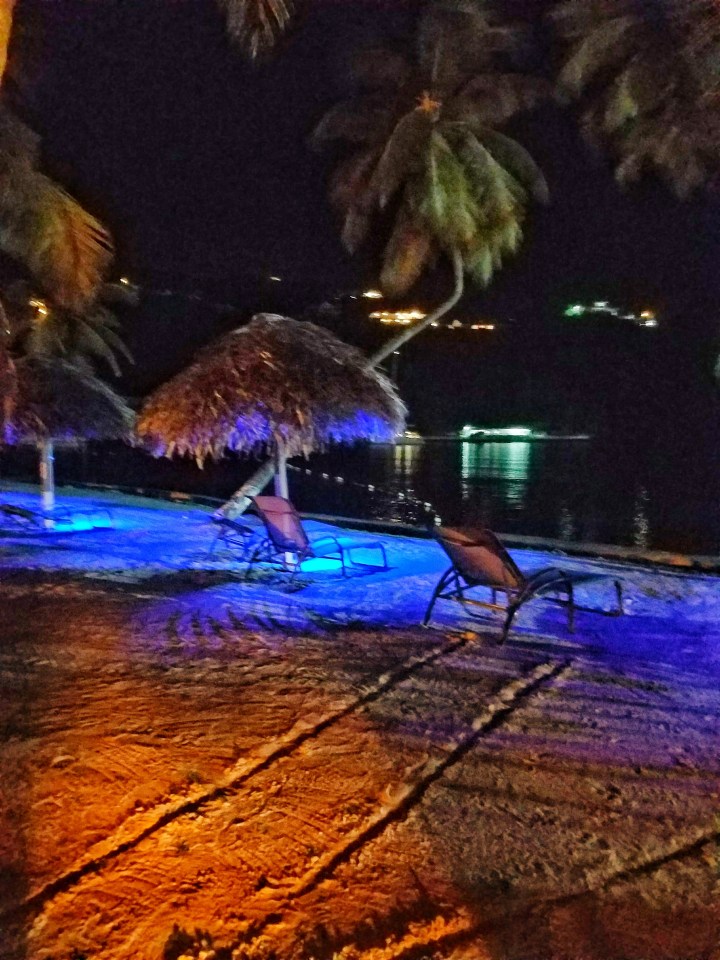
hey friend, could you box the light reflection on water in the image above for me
[6,435,718,553]
[308,438,720,554]
[632,486,650,550]
[461,441,533,508]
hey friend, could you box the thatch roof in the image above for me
[4,357,134,444]
[137,313,406,463]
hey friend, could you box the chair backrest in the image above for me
[252,495,310,554]
[435,526,525,590]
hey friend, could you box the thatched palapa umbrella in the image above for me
[137,313,406,501]
[4,357,134,515]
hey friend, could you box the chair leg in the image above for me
[423,567,453,626]
[244,545,265,580]
[567,581,575,633]
[614,579,624,615]
[208,531,222,557]
[500,602,520,644]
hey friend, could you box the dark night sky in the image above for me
[14,0,720,358]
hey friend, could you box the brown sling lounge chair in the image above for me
[423,526,624,643]
[208,513,257,560]
[247,495,389,581]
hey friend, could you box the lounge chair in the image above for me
[208,513,257,560]
[247,495,389,581]
[0,502,112,532]
[423,526,623,643]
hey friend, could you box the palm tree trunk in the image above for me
[38,438,55,526]
[217,458,276,519]
[220,248,464,517]
[367,247,464,367]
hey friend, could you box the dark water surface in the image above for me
[3,435,719,555]
[308,437,720,555]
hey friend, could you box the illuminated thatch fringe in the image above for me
[4,357,134,444]
[137,313,406,464]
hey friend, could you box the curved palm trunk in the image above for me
[220,248,464,518]
[367,248,464,367]
[219,457,276,519]
[38,438,55,526]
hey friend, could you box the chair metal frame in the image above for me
[247,495,389,582]
[208,514,257,561]
[423,526,624,643]
[0,502,113,531]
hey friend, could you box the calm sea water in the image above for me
[303,438,720,556]
[4,436,719,555]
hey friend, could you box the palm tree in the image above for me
[0,2,114,309]
[2,278,133,518]
[312,0,549,366]
[4,282,133,377]
[0,108,114,309]
[553,0,720,197]
[220,0,549,516]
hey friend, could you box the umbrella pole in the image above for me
[38,438,55,526]
[274,444,289,500]
[274,443,294,567]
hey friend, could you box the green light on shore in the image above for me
[564,304,585,317]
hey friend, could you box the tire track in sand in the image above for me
[224,658,572,949]
[1,628,481,921]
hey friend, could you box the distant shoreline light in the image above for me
[564,301,659,328]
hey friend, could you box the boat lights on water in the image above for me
[460,425,538,440]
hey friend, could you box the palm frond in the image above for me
[418,0,514,92]
[311,96,392,148]
[0,107,39,166]
[328,147,381,214]
[453,73,551,126]
[217,0,294,59]
[340,207,373,254]
[0,108,113,308]
[73,321,122,377]
[477,129,549,203]
[380,207,434,297]
[26,178,114,310]
[554,0,720,194]
[348,48,411,92]
[369,107,434,208]
[418,131,480,251]
[557,15,639,97]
